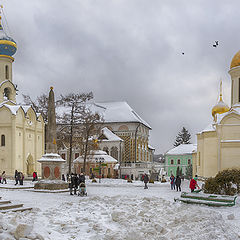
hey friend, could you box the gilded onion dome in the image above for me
[230,50,240,69]
[0,15,17,58]
[212,81,230,121]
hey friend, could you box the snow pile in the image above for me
[0,180,239,239]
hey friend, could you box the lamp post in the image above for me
[96,157,104,183]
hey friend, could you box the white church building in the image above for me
[0,12,44,176]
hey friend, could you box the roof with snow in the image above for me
[95,102,151,129]
[73,150,118,164]
[38,153,66,163]
[166,144,197,155]
[0,102,42,120]
[57,101,151,129]
[99,127,123,142]
[148,145,155,150]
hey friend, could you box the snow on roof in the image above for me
[199,123,216,134]
[0,102,43,122]
[73,150,118,164]
[148,145,155,150]
[95,102,151,129]
[100,127,123,142]
[166,144,197,155]
[57,101,151,129]
[38,153,66,163]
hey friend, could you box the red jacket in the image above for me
[189,178,197,190]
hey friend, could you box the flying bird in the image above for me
[213,41,219,47]
[182,52,185,55]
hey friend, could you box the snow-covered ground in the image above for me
[0,179,240,240]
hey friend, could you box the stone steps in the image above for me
[0,200,11,205]
[0,198,32,213]
[0,207,32,213]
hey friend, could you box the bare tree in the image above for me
[76,104,104,173]
[57,92,93,174]
[22,93,48,122]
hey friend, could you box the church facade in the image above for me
[0,14,44,176]
[58,102,155,179]
[193,50,240,178]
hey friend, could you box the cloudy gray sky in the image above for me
[2,0,240,153]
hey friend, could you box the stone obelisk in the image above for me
[46,87,57,153]
[35,87,68,190]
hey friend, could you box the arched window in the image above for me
[5,65,9,79]
[177,159,181,164]
[188,159,191,165]
[110,147,118,160]
[1,135,5,146]
[171,159,174,165]
[3,87,10,100]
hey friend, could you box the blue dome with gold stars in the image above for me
[0,16,17,57]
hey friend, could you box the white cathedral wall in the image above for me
[196,132,218,178]
[221,144,240,170]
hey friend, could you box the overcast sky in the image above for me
[2,0,240,153]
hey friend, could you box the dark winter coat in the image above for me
[79,175,85,184]
[143,174,149,183]
[71,175,78,187]
[175,176,181,186]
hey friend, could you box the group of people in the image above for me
[170,175,182,191]
[67,173,86,195]
[170,174,200,192]
[14,170,24,185]
[0,171,7,184]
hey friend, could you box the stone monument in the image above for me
[34,87,68,190]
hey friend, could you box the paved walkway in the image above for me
[0,179,34,189]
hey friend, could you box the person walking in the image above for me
[175,175,181,192]
[189,175,200,192]
[1,171,6,184]
[73,174,79,195]
[19,172,24,185]
[62,174,65,181]
[143,173,149,189]
[170,174,175,190]
[14,170,18,185]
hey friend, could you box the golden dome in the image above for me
[230,50,240,69]
[212,98,230,118]
[212,81,230,121]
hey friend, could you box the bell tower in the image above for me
[229,50,240,108]
[0,6,17,103]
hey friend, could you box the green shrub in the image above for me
[107,174,112,178]
[204,169,240,195]
[149,179,154,184]
[127,179,132,183]
[161,178,166,183]
[92,179,97,183]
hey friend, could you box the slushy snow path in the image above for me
[0,179,240,240]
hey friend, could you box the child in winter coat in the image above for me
[170,175,175,190]
[189,175,200,192]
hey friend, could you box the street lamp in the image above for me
[96,157,105,183]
